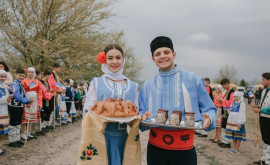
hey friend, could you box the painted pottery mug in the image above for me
[184,112,195,127]
[155,109,168,124]
[169,110,182,126]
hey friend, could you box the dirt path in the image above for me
[0,99,262,165]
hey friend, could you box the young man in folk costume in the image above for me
[8,69,31,148]
[253,73,270,165]
[139,36,216,165]
[216,78,234,148]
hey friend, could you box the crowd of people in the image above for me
[0,62,87,155]
[0,35,270,165]
[196,75,270,165]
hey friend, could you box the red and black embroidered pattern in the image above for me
[80,144,98,161]
[162,134,174,145]
[180,134,190,143]
[150,129,157,138]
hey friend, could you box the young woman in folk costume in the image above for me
[210,84,225,143]
[21,67,51,139]
[83,44,139,165]
[225,91,246,153]
[0,70,12,155]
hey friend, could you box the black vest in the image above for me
[9,80,26,107]
[226,88,235,101]
[65,86,73,102]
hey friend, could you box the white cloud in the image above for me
[188,33,212,42]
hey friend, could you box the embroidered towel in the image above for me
[77,112,141,165]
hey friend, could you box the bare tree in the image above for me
[0,0,142,82]
[214,64,238,83]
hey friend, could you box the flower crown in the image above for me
[96,52,106,64]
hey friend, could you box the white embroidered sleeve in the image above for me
[237,102,246,124]
[83,81,97,117]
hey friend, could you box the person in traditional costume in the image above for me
[139,36,216,165]
[255,86,263,105]
[80,44,139,165]
[8,69,31,148]
[217,78,234,148]
[33,70,53,135]
[195,78,214,138]
[40,70,56,131]
[209,84,224,143]
[0,61,13,87]
[69,80,78,121]
[21,67,43,140]
[78,83,85,118]
[58,86,67,125]
[48,63,62,128]
[253,72,270,165]
[0,70,12,153]
[65,79,75,123]
[247,87,254,105]
[225,91,246,153]
[204,78,213,101]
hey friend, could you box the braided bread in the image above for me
[91,98,139,117]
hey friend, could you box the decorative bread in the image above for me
[91,98,139,117]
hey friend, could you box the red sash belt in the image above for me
[149,127,194,150]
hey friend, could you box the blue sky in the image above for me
[107,0,270,82]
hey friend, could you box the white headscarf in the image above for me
[234,91,244,103]
[0,69,7,76]
[69,79,74,85]
[101,59,127,81]
[216,84,222,91]
[216,84,226,95]
[27,67,36,79]
[0,70,7,86]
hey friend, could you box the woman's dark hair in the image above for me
[262,72,270,80]
[0,61,9,72]
[104,44,123,56]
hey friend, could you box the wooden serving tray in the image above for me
[141,118,203,130]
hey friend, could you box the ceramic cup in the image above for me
[169,110,182,126]
[155,109,168,124]
[184,112,195,127]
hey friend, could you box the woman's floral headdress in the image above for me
[96,52,106,64]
